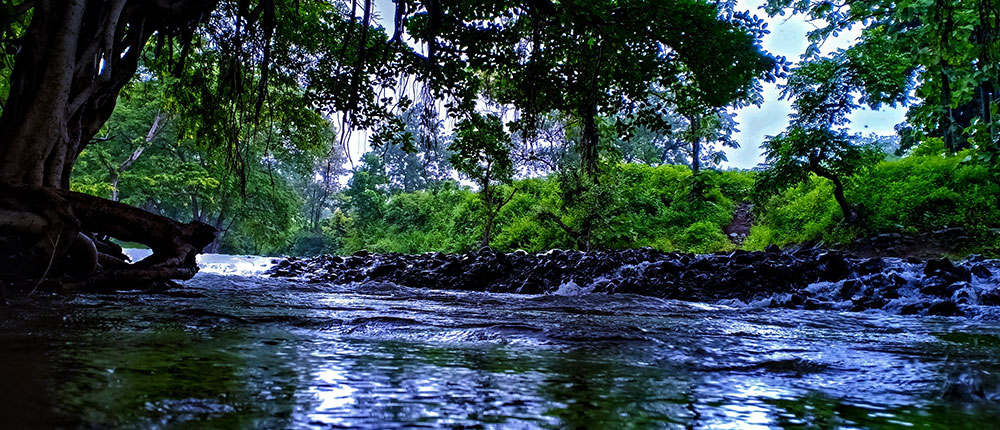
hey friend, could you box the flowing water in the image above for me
[2,254,1000,429]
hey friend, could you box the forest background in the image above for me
[54,0,1000,258]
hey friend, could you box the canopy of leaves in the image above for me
[764,0,1000,154]
[449,113,514,188]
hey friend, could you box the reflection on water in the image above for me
[1,267,1000,428]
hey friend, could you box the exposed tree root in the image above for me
[0,186,215,292]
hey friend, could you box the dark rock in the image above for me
[900,303,925,315]
[920,276,960,298]
[924,258,971,283]
[981,290,1000,306]
[353,249,370,258]
[955,287,972,304]
[816,252,851,282]
[344,257,364,268]
[368,263,400,278]
[971,264,993,279]
[924,258,954,275]
[855,258,886,276]
[803,298,826,310]
[765,244,781,253]
[839,279,864,300]
[851,296,888,312]
[927,300,962,317]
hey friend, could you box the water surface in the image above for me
[1,255,999,428]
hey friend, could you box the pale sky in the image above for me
[354,0,907,169]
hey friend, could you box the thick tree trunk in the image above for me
[0,1,218,291]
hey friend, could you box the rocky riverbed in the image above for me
[268,246,1000,318]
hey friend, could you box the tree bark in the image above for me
[812,168,857,224]
[977,0,998,144]
[937,0,959,152]
[580,101,600,178]
[687,114,701,173]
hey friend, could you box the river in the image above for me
[1,253,999,428]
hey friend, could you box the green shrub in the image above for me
[745,176,841,248]
[681,221,732,254]
[850,154,1000,236]
[747,152,1000,250]
[304,164,761,255]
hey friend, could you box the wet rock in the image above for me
[851,296,888,312]
[981,290,1000,306]
[816,252,851,282]
[971,264,993,279]
[954,285,973,304]
[928,300,962,317]
[900,303,926,315]
[265,247,997,318]
[920,276,960,298]
[368,263,400,278]
[855,258,886,276]
[803,298,824,310]
[924,258,971,283]
[839,279,864,300]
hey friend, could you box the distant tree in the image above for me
[344,152,391,227]
[757,57,883,223]
[302,142,349,233]
[379,106,455,193]
[614,114,687,167]
[421,0,784,178]
[449,114,515,247]
[679,109,741,173]
[510,112,577,176]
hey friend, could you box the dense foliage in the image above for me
[6,0,991,264]
[256,150,997,257]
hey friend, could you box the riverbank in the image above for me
[833,228,998,259]
[268,246,1000,318]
